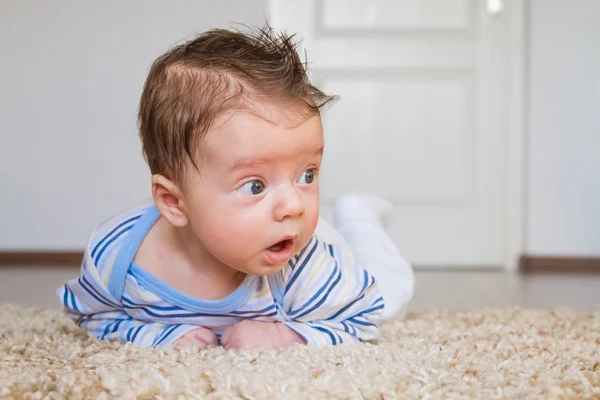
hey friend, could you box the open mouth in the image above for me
[264,236,297,265]
[268,238,294,252]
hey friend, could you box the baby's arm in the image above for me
[58,261,208,348]
[280,238,384,348]
[74,309,209,347]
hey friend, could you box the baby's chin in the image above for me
[242,250,300,276]
[243,261,288,277]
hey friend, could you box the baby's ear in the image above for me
[152,174,188,227]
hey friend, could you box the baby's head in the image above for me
[138,25,336,276]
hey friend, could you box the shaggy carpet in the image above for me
[0,304,598,399]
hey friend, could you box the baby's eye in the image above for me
[298,168,316,185]
[238,180,266,195]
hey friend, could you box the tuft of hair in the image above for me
[138,23,337,184]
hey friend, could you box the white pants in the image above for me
[314,193,414,321]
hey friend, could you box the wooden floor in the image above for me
[0,267,598,311]
[410,270,599,311]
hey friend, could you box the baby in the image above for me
[57,25,414,350]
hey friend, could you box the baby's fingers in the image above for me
[194,327,218,346]
[221,326,246,351]
[221,325,233,347]
[174,335,205,349]
[223,338,244,351]
[174,327,217,348]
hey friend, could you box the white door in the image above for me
[271,0,521,268]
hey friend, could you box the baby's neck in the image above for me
[135,216,246,300]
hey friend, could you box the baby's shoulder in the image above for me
[84,199,156,266]
[91,199,155,234]
[281,235,368,299]
[287,235,356,273]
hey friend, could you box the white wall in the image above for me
[527,0,600,256]
[0,0,267,250]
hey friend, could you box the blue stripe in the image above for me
[341,321,350,333]
[101,320,117,339]
[342,321,356,337]
[94,225,134,264]
[111,319,124,334]
[156,325,180,347]
[79,278,116,308]
[328,244,334,256]
[348,317,376,327]
[131,325,144,342]
[154,324,180,347]
[62,286,70,308]
[69,288,79,312]
[122,296,182,311]
[123,303,237,319]
[294,266,342,319]
[244,310,278,319]
[335,331,344,344]
[326,293,366,321]
[351,304,385,319]
[290,238,313,269]
[101,319,128,339]
[289,263,339,316]
[230,304,276,315]
[91,215,141,259]
[341,321,356,336]
[360,270,369,295]
[313,326,337,345]
[81,275,120,307]
[285,240,318,292]
[267,273,285,307]
[127,327,134,341]
[372,296,384,306]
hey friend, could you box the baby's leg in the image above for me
[330,193,414,321]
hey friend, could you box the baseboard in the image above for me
[2,251,599,273]
[519,255,600,273]
[0,252,83,266]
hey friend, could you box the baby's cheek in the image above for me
[304,206,320,235]
[197,215,239,249]
[215,220,249,245]
[214,212,264,248]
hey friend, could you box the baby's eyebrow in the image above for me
[228,145,324,172]
[228,158,267,173]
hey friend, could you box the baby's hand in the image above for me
[221,320,306,351]
[173,327,218,349]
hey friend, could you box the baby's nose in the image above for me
[273,187,305,221]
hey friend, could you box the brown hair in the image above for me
[138,24,336,184]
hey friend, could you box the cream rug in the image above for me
[1,304,598,399]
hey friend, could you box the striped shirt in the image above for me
[57,200,384,348]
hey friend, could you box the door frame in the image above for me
[504,0,527,271]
